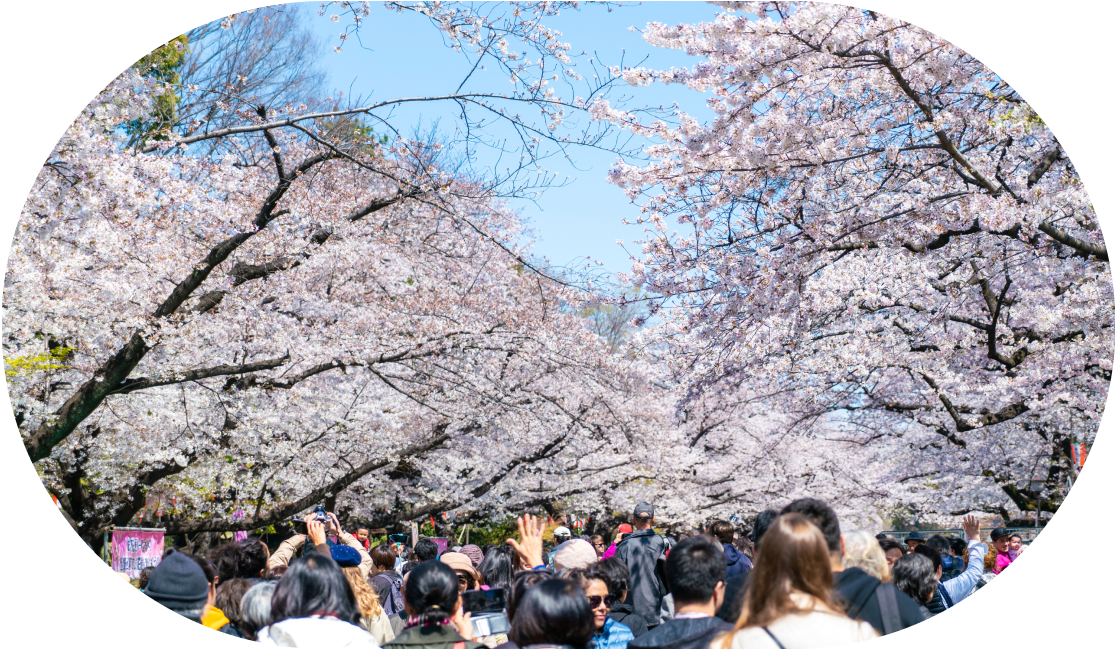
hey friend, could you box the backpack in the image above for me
[378,573,405,616]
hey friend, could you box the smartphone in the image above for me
[461,588,506,614]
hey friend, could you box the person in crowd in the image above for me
[781,499,923,636]
[239,580,277,641]
[904,531,924,553]
[841,530,889,583]
[478,546,515,592]
[709,520,751,580]
[715,508,777,623]
[209,541,246,585]
[506,570,553,632]
[1008,533,1023,561]
[613,502,669,629]
[144,549,214,625]
[239,536,271,581]
[891,554,935,619]
[335,544,396,644]
[138,565,155,592]
[628,536,732,649]
[715,513,877,648]
[185,552,242,636]
[914,516,986,613]
[414,538,441,564]
[269,511,375,577]
[589,558,648,637]
[948,537,968,572]
[214,577,252,638]
[506,579,595,649]
[259,551,376,646]
[590,535,609,559]
[384,560,484,649]
[460,544,486,569]
[372,543,408,617]
[601,524,633,560]
[554,539,599,571]
[736,536,755,563]
[546,526,572,569]
[926,535,961,581]
[441,551,484,593]
[990,528,1012,566]
[357,528,372,551]
[570,568,636,649]
[877,538,904,574]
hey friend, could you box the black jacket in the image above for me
[628,617,732,649]
[715,573,749,623]
[722,544,751,581]
[613,529,669,627]
[610,600,650,637]
[833,567,926,635]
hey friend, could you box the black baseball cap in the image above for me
[634,502,654,519]
[990,527,1010,541]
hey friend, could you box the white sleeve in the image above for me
[943,540,986,604]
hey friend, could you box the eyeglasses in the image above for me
[587,595,618,609]
[592,543,607,548]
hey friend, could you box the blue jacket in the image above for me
[722,544,751,580]
[594,617,635,649]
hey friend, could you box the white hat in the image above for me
[554,526,572,537]
[554,539,597,571]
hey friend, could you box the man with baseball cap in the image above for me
[614,501,669,629]
[904,531,924,553]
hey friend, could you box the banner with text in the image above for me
[112,528,164,578]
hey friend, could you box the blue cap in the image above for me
[331,544,362,567]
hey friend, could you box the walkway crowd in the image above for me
[139,499,1024,648]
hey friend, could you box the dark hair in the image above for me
[779,499,841,554]
[665,535,726,606]
[371,543,396,571]
[587,557,629,598]
[414,538,439,562]
[893,553,936,604]
[878,538,904,555]
[270,554,360,625]
[209,542,246,584]
[138,566,156,590]
[404,559,460,626]
[1009,533,1023,542]
[508,570,550,623]
[483,544,498,555]
[215,578,252,625]
[736,535,755,560]
[400,561,418,577]
[750,509,779,546]
[948,537,967,555]
[707,521,736,545]
[509,579,594,648]
[267,565,289,580]
[912,544,942,573]
[478,547,514,591]
[238,538,270,578]
[926,534,951,557]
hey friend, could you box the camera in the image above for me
[462,588,509,636]
[312,505,329,525]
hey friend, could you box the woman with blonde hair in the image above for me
[333,545,396,644]
[716,513,877,649]
[842,530,891,583]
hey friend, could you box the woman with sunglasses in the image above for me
[569,568,634,649]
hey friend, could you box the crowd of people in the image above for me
[137,499,1025,648]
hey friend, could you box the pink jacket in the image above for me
[993,551,1013,574]
[601,542,618,560]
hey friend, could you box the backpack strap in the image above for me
[843,575,880,619]
[875,583,902,635]
[762,627,788,649]
[938,584,955,609]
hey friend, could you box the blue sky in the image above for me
[299,2,724,277]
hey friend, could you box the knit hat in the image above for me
[459,544,484,568]
[145,551,210,610]
[440,552,481,584]
[331,544,362,568]
[553,539,597,571]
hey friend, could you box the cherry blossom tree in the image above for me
[596,1,1112,522]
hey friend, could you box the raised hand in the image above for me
[507,513,546,569]
[962,515,981,542]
